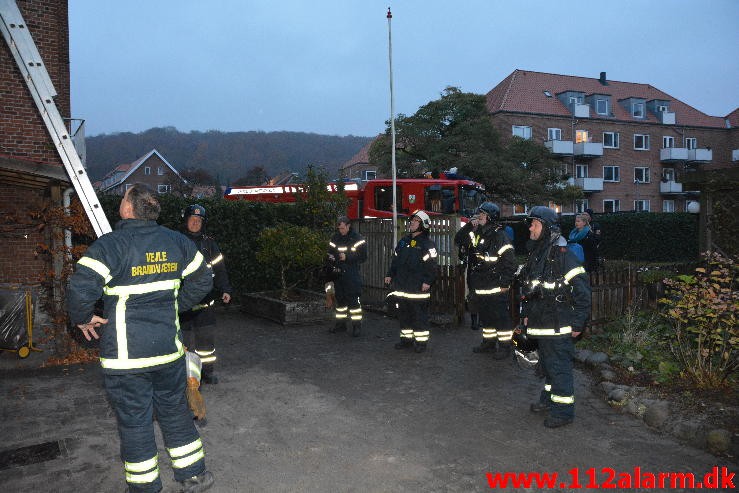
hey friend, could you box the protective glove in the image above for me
[186,377,206,420]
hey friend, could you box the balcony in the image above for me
[687,148,712,163]
[733,149,739,161]
[660,180,683,194]
[573,142,603,159]
[660,111,675,125]
[660,147,689,162]
[574,177,604,192]
[544,140,574,155]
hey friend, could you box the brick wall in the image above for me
[490,112,733,215]
[0,184,49,284]
[0,0,70,164]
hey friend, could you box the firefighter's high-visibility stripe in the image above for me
[335,306,348,319]
[182,251,205,277]
[544,384,552,392]
[125,455,159,484]
[482,328,497,340]
[527,326,572,336]
[329,242,337,248]
[551,393,575,404]
[388,291,430,299]
[195,349,216,364]
[168,438,205,469]
[498,244,514,255]
[474,287,503,295]
[564,266,586,283]
[77,256,113,284]
[349,307,363,320]
[400,329,414,339]
[209,254,224,266]
[337,246,348,252]
[104,279,181,297]
[482,255,499,262]
[497,330,513,341]
[414,330,430,342]
[350,239,366,251]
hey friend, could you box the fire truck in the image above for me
[223,177,488,220]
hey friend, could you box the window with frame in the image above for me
[575,199,589,214]
[569,96,583,105]
[632,102,644,118]
[634,199,650,212]
[634,167,650,183]
[157,166,164,175]
[575,164,588,179]
[144,166,151,175]
[547,201,561,213]
[363,170,376,181]
[513,204,529,215]
[657,104,669,113]
[685,137,697,150]
[512,125,532,139]
[157,184,171,194]
[662,136,674,148]
[603,132,619,148]
[603,199,620,213]
[596,99,608,115]
[662,168,676,182]
[575,130,589,143]
[634,134,650,150]
[547,128,561,141]
[603,165,620,182]
[374,186,400,212]
[662,200,675,213]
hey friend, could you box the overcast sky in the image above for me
[68,0,739,138]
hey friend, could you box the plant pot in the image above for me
[240,289,330,325]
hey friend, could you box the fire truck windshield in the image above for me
[459,186,488,217]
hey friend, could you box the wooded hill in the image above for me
[85,127,372,183]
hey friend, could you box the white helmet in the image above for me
[410,209,431,230]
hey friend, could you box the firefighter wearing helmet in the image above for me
[180,204,233,385]
[384,210,438,353]
[519,206,591,428]
[455,202,516,358]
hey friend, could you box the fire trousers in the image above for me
[536,335,576,419]
[181,309,217,370]
[396,296,430,343]
[477,292,512,343]
[103,358,206,492]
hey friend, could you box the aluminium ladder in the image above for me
[0,0,111,236]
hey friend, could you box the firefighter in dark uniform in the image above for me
[327,216,368,336]
[454,211,481,331]
[384,210,438,353]
[519,206,591,428]
[456,202,517,358]
[180,204,232,385]
[67,184,215,492]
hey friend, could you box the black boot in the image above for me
[394,338,413,349]
[201,365,219,385]
[330,320,347,333]
[180,470,215,492]
[472,339,496,353]
[530,402,550,413]
[469,313,479,331]
[414,341,427,353]
[351,322,361,337]
[492,342,512,360]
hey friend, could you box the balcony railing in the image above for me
[574,177,604,192]
[660,180,683,194]
[660,111,675,124]
[544,140,574,155]
[660,147,688,162]
[733,149,739,162]
[573,142,603,158]
[687,148,712,163]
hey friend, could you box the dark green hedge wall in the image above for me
[506,212,698,262]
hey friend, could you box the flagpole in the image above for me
[387,7,398,247]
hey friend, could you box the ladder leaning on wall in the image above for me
[0,0,111,237]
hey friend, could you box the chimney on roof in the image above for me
[599,72,608,86]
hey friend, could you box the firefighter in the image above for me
[454,211,481,331]
[180,204,233,385]
[327,216,367,336]
[67,184,215,492]
[519,206,591,428]
[457,202,517,358]
[384,210,438,353]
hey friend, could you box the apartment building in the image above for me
[486,70,738,216]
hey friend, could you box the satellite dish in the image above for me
[687,201,700,214]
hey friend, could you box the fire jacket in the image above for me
[520,234,591,337]
[184,231,233,310]
[387,232,438,297]
[327,229,367,294]
[67,219,213,374]
[454,222,516,294]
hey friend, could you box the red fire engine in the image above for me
[223,177,488,220]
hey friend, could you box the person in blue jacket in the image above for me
[67,184,216,493]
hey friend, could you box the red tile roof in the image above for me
[340,138,376,170]
[486,69,726,128]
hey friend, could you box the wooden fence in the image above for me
[354,217,671,326]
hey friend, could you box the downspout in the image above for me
[63,187,74,257]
